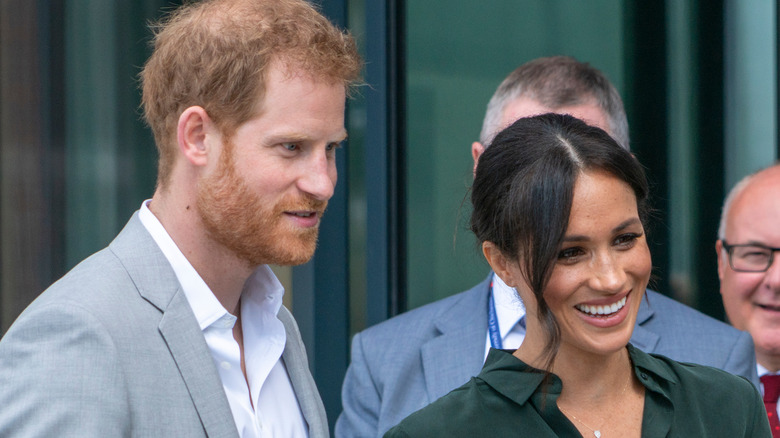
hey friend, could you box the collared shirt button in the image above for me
[221,361,231,370]
[640,372,648,380]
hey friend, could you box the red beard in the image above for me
[196,141,327,267]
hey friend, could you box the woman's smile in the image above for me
[575,294,628,317]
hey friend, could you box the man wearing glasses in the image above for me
[717,163,780,436]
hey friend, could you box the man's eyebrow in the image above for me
[740,240,776,247]
[267,129,348,144]
[562,217,642,242]
[267,133,310,143]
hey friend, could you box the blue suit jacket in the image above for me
[335,274,758,438]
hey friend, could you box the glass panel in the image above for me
[0,1,173,332]
[347,0,368,333]
[724,0,778,188]
[405,0,625,309]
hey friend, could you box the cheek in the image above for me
[723,273,762,301]
[720,273,763,328]
[237,159,286,192]
[543,268,581,308]
[628,243,653,279]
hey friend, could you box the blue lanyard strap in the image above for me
[488,282,502,350]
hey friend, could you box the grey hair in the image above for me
[479,56,629,150]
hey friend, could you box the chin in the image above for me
[755,335,780,356]
[265,240,318,266]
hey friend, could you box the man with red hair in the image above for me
[0,1,361,437]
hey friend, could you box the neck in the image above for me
[150,190,253,315]
[514,330,633,404]
[553,345,633,405]
[758,353,780,374]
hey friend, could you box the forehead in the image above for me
[727,170,780,243]
[569,170,638,223]
[500,97,611,136]
[250,59,347,126]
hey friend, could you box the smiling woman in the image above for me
[384,113,770,438]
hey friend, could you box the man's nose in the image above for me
[298,152,336,201]
[765,252,780,292]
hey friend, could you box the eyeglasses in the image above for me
[721,241,780,273]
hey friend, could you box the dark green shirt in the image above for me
[385,344,770,437]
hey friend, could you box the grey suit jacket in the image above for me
[0,213,328,437]
[335,274,758,438]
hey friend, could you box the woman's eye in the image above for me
[614,233,641,248]
[558,247,584,262]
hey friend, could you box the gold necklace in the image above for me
[558,373,631,438]
[559,408,602,438]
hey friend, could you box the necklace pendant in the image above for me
[594,431,601,438]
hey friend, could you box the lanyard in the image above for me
[487,281,502,350]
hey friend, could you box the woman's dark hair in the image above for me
[470,113,649,369]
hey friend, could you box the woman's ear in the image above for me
[482,241,519,287]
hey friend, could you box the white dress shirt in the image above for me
[139,201,307,437]
[484,273,527,360]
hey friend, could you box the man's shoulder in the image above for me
[639,288,756,384]
[643,289,738,336]
[25,247,125,309]
[357,279,488,342]
[7,215,162,331]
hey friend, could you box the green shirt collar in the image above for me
[478,343,678,406]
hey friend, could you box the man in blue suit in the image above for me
[336,56,757,438]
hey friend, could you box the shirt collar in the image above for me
[492,273,526,337]
[758,363,776,378]
[479,348,550,406]
[138,200,284,330]
[627,344,679,386]
[478,344,678,407]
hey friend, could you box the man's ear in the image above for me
[471,141,485,176]
[177,106,215,167]
[482,241,517,287]
[716,239,727,285]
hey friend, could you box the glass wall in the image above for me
[405,0,626,309]
[402,0,779,320]
[0,1,173,331]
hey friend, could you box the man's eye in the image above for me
[739,250,770,262]
[326,142,342,152]
[282,143,298,151]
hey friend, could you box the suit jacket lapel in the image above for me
[421,275,492,402]
[278,306,328,438]
[110,214,238,438]
[159,293,238,438]
[629,290,660,352]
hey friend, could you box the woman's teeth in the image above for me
[576,296,627,316]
